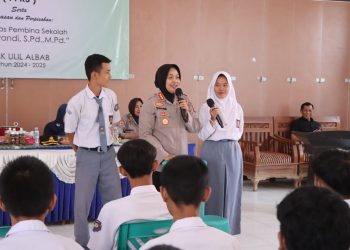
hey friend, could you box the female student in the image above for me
[198,71,244,235]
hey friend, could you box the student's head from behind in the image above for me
[84,54,111,86]
[300,102,314,120]
[148,245,182,250]
[117,139,157,178]
[277,186,350,250]
[0,156,56,220]
[160,155,210,211]
[312,148,350,199]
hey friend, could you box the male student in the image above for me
[0,156,83,250]
[277,186,350,250]
[88,139,171,250]
[65,54,122,247]
[312,148,350,206]
[141,155,240,250]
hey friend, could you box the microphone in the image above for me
[175,88,189,123]
[206,98,224,128]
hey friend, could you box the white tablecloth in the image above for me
[0,149,77,183]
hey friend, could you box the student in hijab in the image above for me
[139,64,201,189]
[198,71,244,235]
[43,103,67,137]
[118,98,143,139]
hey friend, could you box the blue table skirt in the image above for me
[0,143,195,226]
[0,173,131,226]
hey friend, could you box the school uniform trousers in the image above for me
[65,85,122,246]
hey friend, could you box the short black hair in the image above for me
[277,186,350,250]
[300,102,314,110]
[312,148,350,197]
[148,245,181,250]
[84,54,111,80]
[0,156,54,218]
[160,155,208,206]
[117,139,156,178]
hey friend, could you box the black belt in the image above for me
[80,145,113,152]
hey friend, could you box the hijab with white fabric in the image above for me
[198,71,244,141]
[207,71,238,129]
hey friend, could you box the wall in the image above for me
[1,0,349,141]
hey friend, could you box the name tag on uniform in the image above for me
[236,119,240,128]
[109,115,113,125]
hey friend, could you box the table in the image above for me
[0,147,130,226]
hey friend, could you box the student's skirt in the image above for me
[200,140,243,235]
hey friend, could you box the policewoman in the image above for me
[65,54,122,248]
[139,64,201,188]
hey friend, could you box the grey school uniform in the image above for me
[65,85,122,247]
[139,92,201,168]
[198,83,244,235]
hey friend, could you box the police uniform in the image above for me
[65,85,122,247]
[0,220,83,250]
[140,217,240,250]
[119,113,139,134]
[88,185,171,250]
[139,92,201,167]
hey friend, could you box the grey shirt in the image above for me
[139,92,201,168]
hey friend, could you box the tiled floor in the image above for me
[49,180,294,249]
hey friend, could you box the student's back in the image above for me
[141,217,239,250]
[140,155,240,250]
[0,156,82,250]
[0,220,81,250]
[88,139,171,250]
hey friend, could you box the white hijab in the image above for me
[207,71,239,128]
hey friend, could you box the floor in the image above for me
[49,180,294,250]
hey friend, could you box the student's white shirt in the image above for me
[345,199,350,206]
[140,217,241,250]
[88,185,171,250]
[65,85,121,147]
[198,103,244,141]
[0,220,83,250]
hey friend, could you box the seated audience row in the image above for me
[0,146,350,249]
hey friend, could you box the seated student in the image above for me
[87,139,171,250]
[312,148,350,206]
[277,186,350,250]
[0,156,83,250]
[140,155,240,250]
[290,102,321,141]
[43,103,67,137]
[117,98,143,139]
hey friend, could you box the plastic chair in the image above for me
[202,215,230,233]
[117,219,173,250]
[0,226,11,237]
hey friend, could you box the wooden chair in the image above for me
[313,115,341,131]
[240,117,298,191]
[297,116,341,184]
[273,115,341,186]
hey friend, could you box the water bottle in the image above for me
[33,127,40,146]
